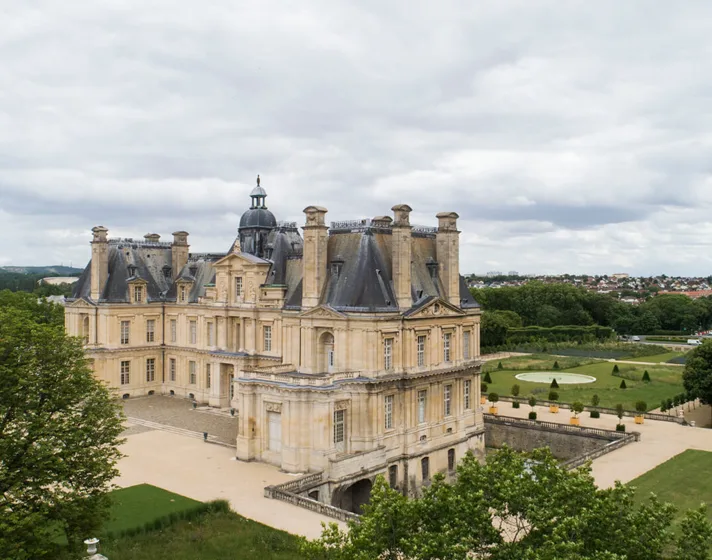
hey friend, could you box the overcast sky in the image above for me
[2,2,712,276]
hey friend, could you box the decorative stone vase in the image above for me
[489,406,498,415]
[634,415,644,424]
[549,404,559,413]
[570,417,580,426]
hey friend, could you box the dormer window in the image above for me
[127,265,137,277]
[427,261,439,280]
[133,285,143,303]
[331,256,344,277]
[162,265,172,279]
[189,265,198,277]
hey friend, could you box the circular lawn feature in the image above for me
[515,372,597,384]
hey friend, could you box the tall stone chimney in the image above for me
[90,226,109,301]
[436,212,460,307]
[144,233,161,243]
[391,204,413,311]
[171,231,189,279]
[301,206,328,309]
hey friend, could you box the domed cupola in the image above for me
[238,175,277,258]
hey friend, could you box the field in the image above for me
[482,354,685,410]
[628,450,712,529]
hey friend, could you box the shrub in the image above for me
[572,401,584,417]
[548,390,559,402]
[528,396,537,409]
[590,410,600,419]
[635,401,647,414]
[511,384,520,397]
[528,411,537,420]
[615,403,624,420]
[481,382,488,395]
[497,361,503,370]
[550,378,559,389]
[619,379,627,389]
[512,401,520,408]
[642,370,650,382]
[553,360,560,370]
[673,395,681,407]
[678,393,687,405]
[591,394,600,407]
[660,400,668,412]
[488,393,499,404]
[616,424,626,432]
[666,398,673,409]
[483,371,493,384]
[612,364,620,374]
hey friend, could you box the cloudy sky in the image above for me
[2,1,712,276]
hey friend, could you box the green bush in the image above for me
[673,395,681,407]
[660,400,668,412]
[620,379,627,389]
[483,371,493,384]
[513,401,520,408]
[616,424,626,432]
[642,370,651,382]
[553,360,560,370]
[488,392,499,404]
[550,378,559,389]
[666,398,673,409]
[528,396,537,409]
[506,325,614,344]
[612,364,620,374]
[497,361,503,370]
[528,411,537,420]
[548,390,559,402]
[590,410,600,419]
[591,394,600,407]
[635,401,647,414]
[615,403,624,420]
[511,384,520,397]
[572,401,584,416]
[481,382,488,395]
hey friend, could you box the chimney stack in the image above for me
[301,206,328,309]
[171,231,189,280]
[144,233,161,243]
[435,212,460,307]
[90,226,109,301]
[391,204,413,311]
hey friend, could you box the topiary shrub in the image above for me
[590,410,600,418]
[612,364,620,374]
[513,401,520,408]
[528,396,537,410]
[497,361,503,370]
[553,360,560,370]
[483,371,493,384]
[511,384,520,398]
[666,398,673,409]
[548,390,559,402]
[591,394,600,407]
[550,378,560,389]
[572,401,584,417]
[635,401,647,414]
[620,379,627,389]
[481,382,488,395]
[528,411,537,420]
[642,370,651,382]
[673,394,681,407]
[616,424,626,432]
[660,400,668,412]
[615,403,624,421]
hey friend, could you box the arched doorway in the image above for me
[334,478,373,513]
[318,332,335,373]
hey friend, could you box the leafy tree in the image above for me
[635,401,647,414]
[0,305,124,558]
[511,384,520,398]
[550,378,559,389]
[572,401,584,418]
[488,393,499,404]
[620,380,627,389]
[676,505,712,560]
[483,371,493,384]
[304,447,709,560]
[683,341,712,425]
[642,370,651,382]
[481,310,510,347]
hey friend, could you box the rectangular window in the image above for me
[207,322,215,346]
[384,395,394,430]
[120,320,130,345]
[235,277,243,299]
[333,409,345,445]
[120,360,130,385]
[133,285,143,303]
[464,380,471,410]
[463,331,471,360]
[189,320,197,344]
[389,465,398,488]
[189,361,196,384]
[206,363,211,389]
[170,319,177,343]
[146,319,155,343]
[443,333,452,363]
[421,457,430,481]
[444,384,452,416]
[169,358,176,382]
[417,335,426,367]
[264,325,272,352]
[417,390,427,424]
[448,448,455,471]
[146,358,155,382]
[179,285,186,302]
[384,338,393,371]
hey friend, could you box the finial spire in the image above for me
[256,174,260,186]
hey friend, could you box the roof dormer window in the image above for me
[127,265,137,277]
[162,265,172,279]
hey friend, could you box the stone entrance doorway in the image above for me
[334,478,373,514]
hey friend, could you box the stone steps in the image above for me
[126,417,235,448]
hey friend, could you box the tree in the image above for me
[497,361,503,370]
[484,371,493,384]
[0,306,125,558]
[677,505,712,560]
[528,396,537,419]
[620,379,627,389]
[642,370,651,382]
[591,394,600,407]
[511,384,521,408]
[572,401,584,418]
[553,360,560,370]
[548,390,559,402]
[635,401,647,414]
[303,447,709,560]
[480,310,510,348]
[683,341,712,425]
[550,378,559,389]
[613,364,620,374]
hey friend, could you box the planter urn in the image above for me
[489,406,498,415]
[549,404,559,413]
[634,415,644,425]
[570,417,580,426]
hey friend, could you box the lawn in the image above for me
[626,351,687,364]
[628,450,712,529]
[483,355,684,411]
[99,510,304,560]
[104,484,202,535]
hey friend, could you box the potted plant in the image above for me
[570,401,584,426]
[634,401,646,424]
[615,403,625,432]
[511,384,521,408]
[528,396,537,420]
[548,390,559,413]
[488,393,499,415]
[590,394,600,418]
[480,382,488,405]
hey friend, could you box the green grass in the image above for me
[99,510,304,560]
[484,355,684,411]
[626,351,687,364]
[104,484,202,535]
[628,450,712,529]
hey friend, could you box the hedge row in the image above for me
[506,325,615,344]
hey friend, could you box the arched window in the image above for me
[82,316,90,344]
[319,332,335,373]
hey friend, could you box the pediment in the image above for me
[405,298,464,319]
[66,297,96,308]
[299,305,347,319]
[213,252,270,269]
[127,277,148,285]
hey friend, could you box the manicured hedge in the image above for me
[506,325,615,344]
